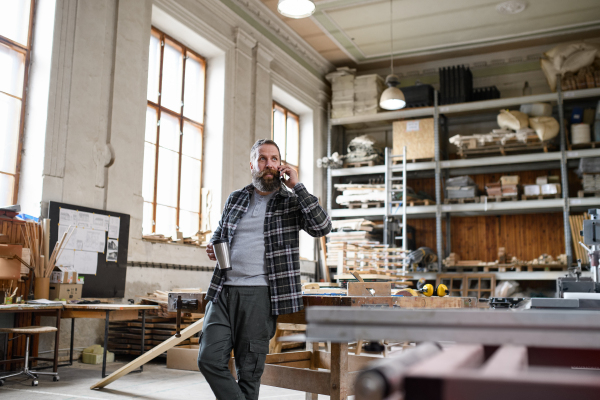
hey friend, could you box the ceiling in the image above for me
[260,0,600,68]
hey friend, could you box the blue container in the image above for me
[571,107,583,124]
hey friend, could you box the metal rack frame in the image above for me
[325,87,600,273]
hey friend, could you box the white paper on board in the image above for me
[92,214,109,231]
[106,239,118,262]
[59,208,78,226]
[56,249,75,267]
[108,216,120,239]
[58,225,82,250]
[82,229,106,253]
[77,211,93,228]
[74,250,98,275]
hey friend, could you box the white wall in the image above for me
[22,0,330,353]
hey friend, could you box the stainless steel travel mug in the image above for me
[212,239,232,271]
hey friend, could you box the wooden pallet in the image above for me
[480,195,518,202]
[407,198,434,206]
[578,190,600,198]
[568,141,600,151]
[521,194,561,200]
[525,264,569,272]
[344,160,375,168]
[443,197,480,204]
[457,137,552,158]
[347,201,384,209]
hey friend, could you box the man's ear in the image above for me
[249,161,254,171]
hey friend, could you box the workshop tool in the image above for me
[355,342,442,400]
[479,297,525,309]
[167,292,203,337]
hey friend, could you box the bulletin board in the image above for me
[48,201,130,298]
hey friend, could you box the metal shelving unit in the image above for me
[325,86,600,273]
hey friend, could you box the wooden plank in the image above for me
[347,282,391,296]
[317,350,380,372]
[394,296,474,308]
[330,342,349,400]
[260,365,330,395]
[91,317,204,389]
[266,351,312,364]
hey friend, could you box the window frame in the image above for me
[144,27,207,236]
[271,101,300,171]
[0,0,35,205]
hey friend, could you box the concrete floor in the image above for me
[0,360,341,399]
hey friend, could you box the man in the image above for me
[198,139,331,400]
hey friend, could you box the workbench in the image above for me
[199,294,476,400]
[0,304,63,374]
[62,304,159,378]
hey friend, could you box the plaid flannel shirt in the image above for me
[205,182,331,315]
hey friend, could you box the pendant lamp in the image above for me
[277,0,316,19]
[379,0,405,110]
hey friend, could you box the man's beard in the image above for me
[252,168,281,192]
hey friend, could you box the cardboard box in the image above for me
[500,175,520,185]
[0,244,22,280]
[49,283,83,300]
[393,118,434,161]
[51,266,78,283]
[167,345,200,372]
[524,185,541,196]
[541,183,561,195]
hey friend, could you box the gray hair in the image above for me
[250,139,281,165]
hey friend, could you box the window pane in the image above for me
[0,93,22,174]
[158,112,180,152]
[142,142,156,202]
[142,201,154,235]
[147,33,161,103]
[0,44,25,98]
[182,122,202,159]
[180,156,200,212]
[183,55,205,123]
[273,109,286,156]
[0,173,15,206]
[155,205,177,235]
[179,210,199,238]
[156,147,179,207]
[145,106,157,144]
[286,115,299,166]
[161,40,183,112]
[0,0,31,46]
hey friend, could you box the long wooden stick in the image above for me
[90,317,204,389]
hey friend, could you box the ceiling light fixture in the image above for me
[380,0,405,111]
[496,1,527,15]
[277,0,316,19]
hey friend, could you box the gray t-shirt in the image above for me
[224,191,276,286]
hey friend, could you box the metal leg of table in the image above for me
[102,311,110,378]
[139,310,145,372]
[53,309,61,373]
[69,318,75,365]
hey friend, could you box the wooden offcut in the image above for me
[347,282,391,296]
[90,317,204,389]
[393,118,435,161]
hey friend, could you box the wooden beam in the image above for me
[330,343,349,400]
[63,310,139,321]
[260,364,331,395]
[90,318,204,389]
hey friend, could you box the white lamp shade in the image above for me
[380,86,406,110]
[277,0,316,19]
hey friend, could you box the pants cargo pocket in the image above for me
[242,340,270,379]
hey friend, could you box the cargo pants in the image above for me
[197,286,278,400]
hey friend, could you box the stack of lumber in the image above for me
[328,243,408,272]
[108,315,201,357]
[570,213,590,263]
[142,234,171,243]
[138,288,203,319]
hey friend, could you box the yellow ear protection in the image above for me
[418,283,449,297]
